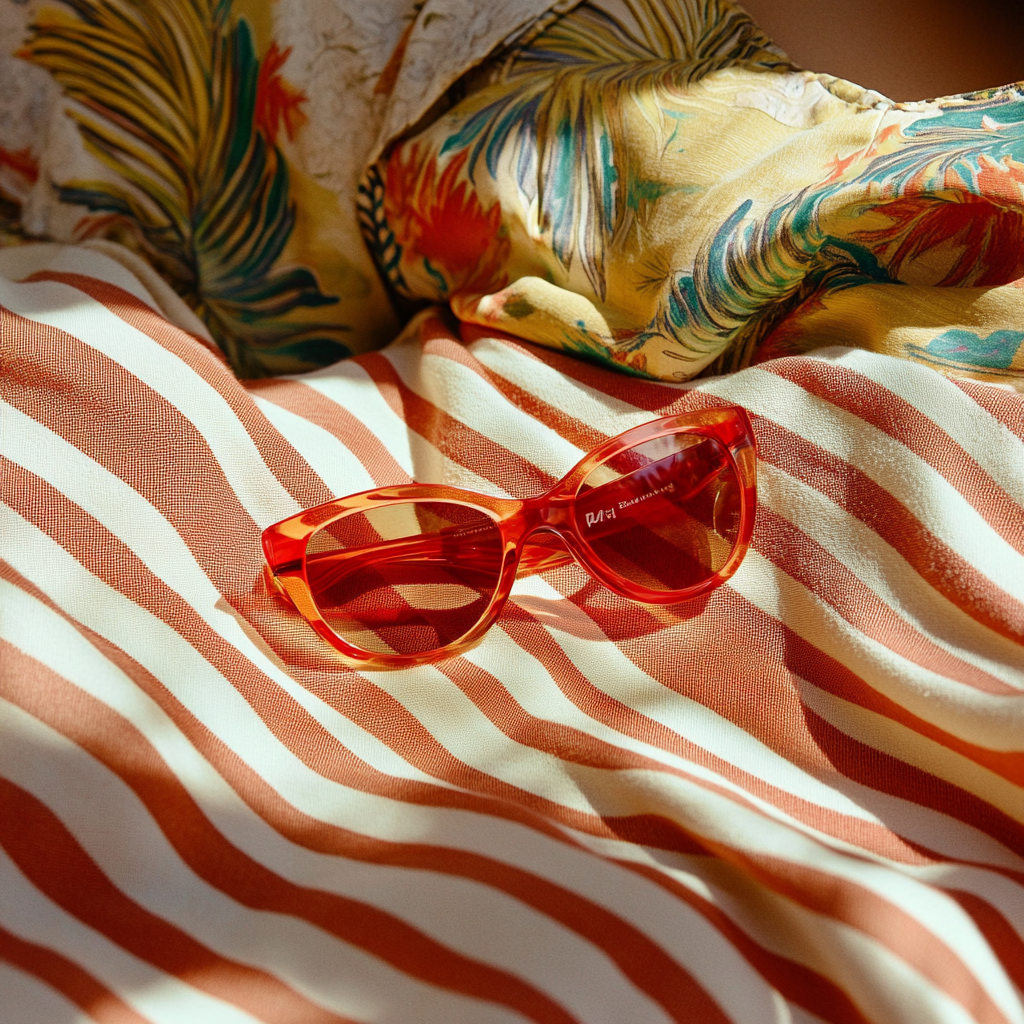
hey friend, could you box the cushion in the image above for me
[0,0,560,375]
[367,0,1024,385]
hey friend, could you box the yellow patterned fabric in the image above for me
[365,0,1024,386]
[0,0,560,376]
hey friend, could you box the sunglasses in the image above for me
[262,405,757,667]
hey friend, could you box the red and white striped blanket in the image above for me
[2,245,1022,1024]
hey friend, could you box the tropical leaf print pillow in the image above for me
[4,0,381,375]
[364,0,1024,386]
[0,0,563,376]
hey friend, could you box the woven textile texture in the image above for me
[1,244,1023,1023]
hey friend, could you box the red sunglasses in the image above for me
[262,405,757,667]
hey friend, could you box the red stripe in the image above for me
[459,325,692,413]
[601,811,1018,1024]
[953,377,1024,444]
[0,556,570,846]
[0,571,731,1024]
[12,528,978,1024]
[0,924,150,1024]
[0,778,357,1024]
[458,331,1024,650]
[1,642,580,1024]
[752,414,1024,651]
[0,306,293,582]
[15,458,1021,883]
[731,849,1017,1024]
[434,645,991,868]
[20,271,319,506]
[246,377,411,487]
[426,316,612,453]
[358,350,557,494]
[762,358,1024,555]
[754,504,1018,697]
[946,889,1024,994]
[561,568,1024,857]
[617,861,875,1024]
[498,589,1024,881]
[0,464,573,834]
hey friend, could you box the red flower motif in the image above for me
[383,144,509,295]
[255,42,308,145]
[852,182,1024,288]
[0,145,39,186]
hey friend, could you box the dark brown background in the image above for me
[737,0,1024,100]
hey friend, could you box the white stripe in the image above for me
[0,846,264,1024]
[496,580,890,823]
[251,394,375,496]
[576,800,1024,1024]
[542,635,1024,872]
[1,399,223,614]
[813,347,1024,508]
[0,583,788,1024]
[647,847,1010,1024]
[907,862,1024,944]
[731,543,1024,753]
[798,678,1024,825]
[467,333,662,429]
[510,578,1024,869]
[0,586,683,1023]
[699,366,1024,602]
[0,962,93,1024]
[297,361,417,477]
[0,702,540,1024]
[0,470,455,789]
[758,459,1024,688]
[0,242,162,315]
[298,350,510,492]
[362,657,629,812]
[0,275,299,528]
[385,343,586,478]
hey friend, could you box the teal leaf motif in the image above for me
[921,329,1023,369]
[435,0,785,300]
[24,0,348,377]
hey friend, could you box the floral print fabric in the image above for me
[0,0,560,376]
[366,0,1024,386]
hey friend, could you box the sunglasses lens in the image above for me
[305,501,504,656]
[576,433,742,594]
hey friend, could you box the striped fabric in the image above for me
[1,244,1022,1024]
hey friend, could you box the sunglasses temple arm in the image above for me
[575,454,730,539]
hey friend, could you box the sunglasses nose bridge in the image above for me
[542,491,574,525]
[521,494,572,545]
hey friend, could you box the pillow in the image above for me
[365,0,1024,386]
[0,0,563,375]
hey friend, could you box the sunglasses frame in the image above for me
[262,405,757,667]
